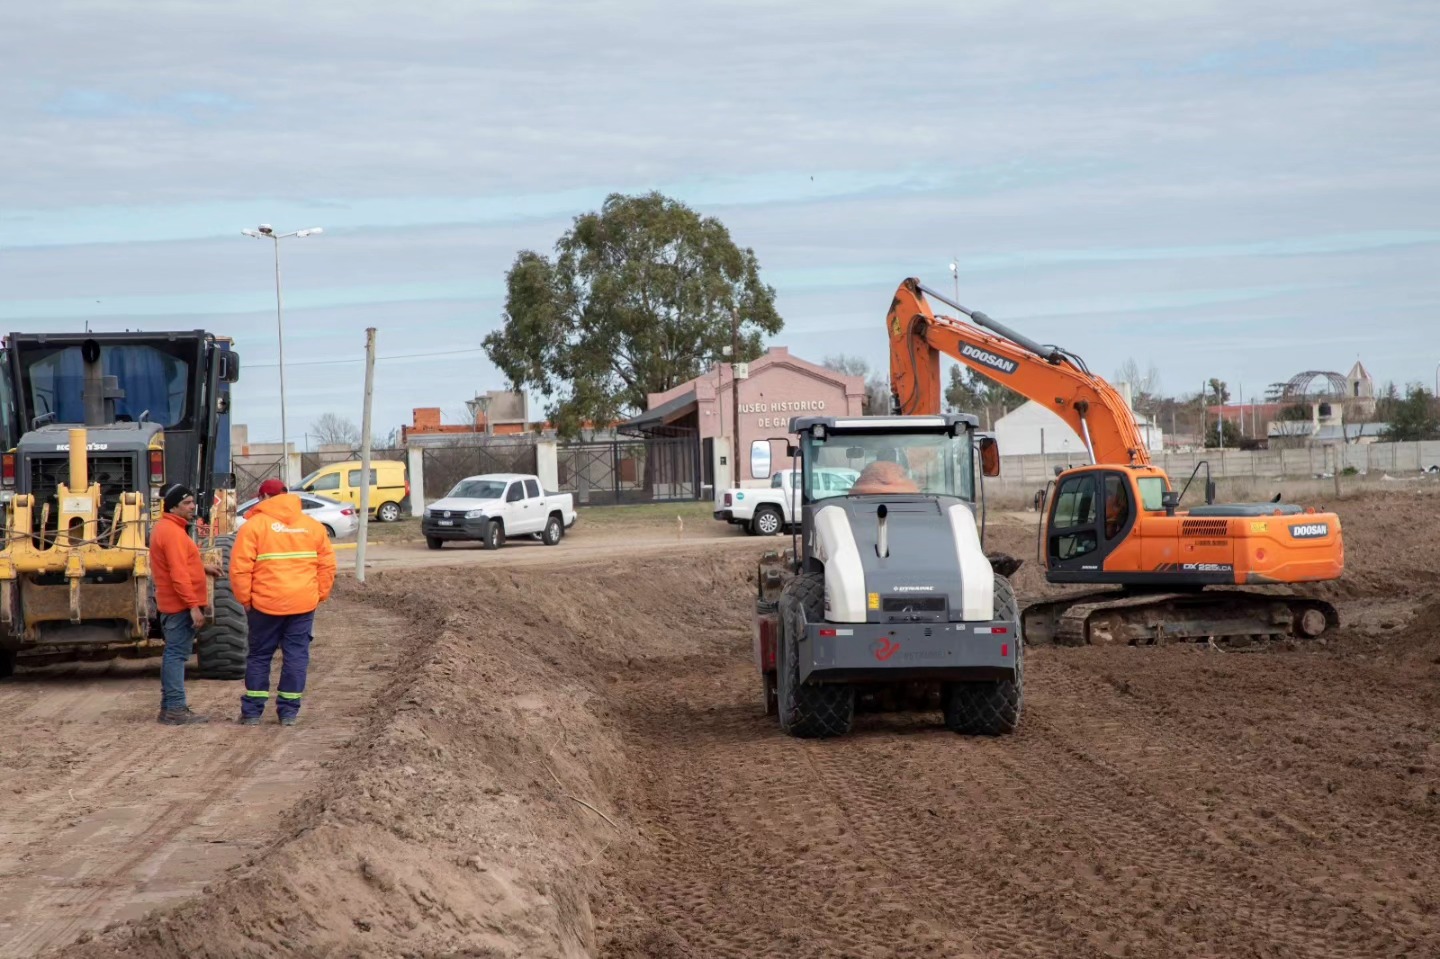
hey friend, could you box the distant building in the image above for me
[993,392,1163,459]
[401,390,532,442]
[625,346,865,490]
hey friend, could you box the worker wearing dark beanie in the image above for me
[163,484,196,513]
[151,483,219,725]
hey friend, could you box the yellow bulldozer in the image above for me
[0,331,247,679]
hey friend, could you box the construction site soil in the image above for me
[1,488,1437,958]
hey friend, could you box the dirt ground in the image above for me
[1,490,1437,958]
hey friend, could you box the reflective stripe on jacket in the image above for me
[230,493,336,615]
[151,512,207,614]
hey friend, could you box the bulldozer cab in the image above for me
[0,332,242,670]
[1,332,240,524]
[792,414,983,504]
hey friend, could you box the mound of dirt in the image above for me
[56,549,761,959]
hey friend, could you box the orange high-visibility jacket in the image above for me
[230,493,337,615]
[151,512,208,614]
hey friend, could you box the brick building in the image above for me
[624,346,865,492]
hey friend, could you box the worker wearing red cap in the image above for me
[230,478,336,726]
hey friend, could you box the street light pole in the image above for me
[241,224,323,485]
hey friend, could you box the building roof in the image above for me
[618,389,697,431]
[1309,423,1389,442]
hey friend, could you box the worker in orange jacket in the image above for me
[150,484,222,725]
[230,479,337,726]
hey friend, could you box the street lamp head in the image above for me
[295,227,324,237]
[948,262,958,274]
[257,224,274,235]
[241,229,260,237]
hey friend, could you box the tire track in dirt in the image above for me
[1037,651,1440,891]
[0,602,400,958]
[608,686,974,959]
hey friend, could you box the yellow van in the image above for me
[297,459,410,522]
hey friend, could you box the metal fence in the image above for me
[233,455,284,501]
[420,443,539,500]
[557,435,701,506]
[299,447,406,478]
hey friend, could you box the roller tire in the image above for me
[777,571,854,738]
[943,575,1023,735]
[196,533,248,681]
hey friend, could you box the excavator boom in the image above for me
[883,275,1343,648]
[887,277,1151,466]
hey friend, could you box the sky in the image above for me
[2,0,1437,445]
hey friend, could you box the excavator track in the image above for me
[1022,590,1339,648]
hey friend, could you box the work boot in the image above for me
[238,715,262,726]
[278,714,298,727]
[157,707,210,726]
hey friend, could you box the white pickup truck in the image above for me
[714,467,860,535]
[420,473,577,550]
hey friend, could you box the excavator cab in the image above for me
[888,275,1343,646]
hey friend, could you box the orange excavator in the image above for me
[887,277,1342,645]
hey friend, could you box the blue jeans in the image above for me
[159,610,196,711]
[242,609,315,719]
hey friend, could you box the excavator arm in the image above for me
[887,277,1151,467]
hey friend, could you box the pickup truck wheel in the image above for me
[426,536,442,550]
[751,506,784,536]
[542,514,563,546]
[482,520,505,550]
[377,501,402,523]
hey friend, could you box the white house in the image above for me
[993,394,1163,458]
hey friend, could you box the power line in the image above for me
[246,347,487,369]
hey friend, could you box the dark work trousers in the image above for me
[242,608,316,719]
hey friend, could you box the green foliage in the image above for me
[1204,419,1243,448]
[944,365,1025,426]
[482,192,783,437]
[1380,386,1440,442]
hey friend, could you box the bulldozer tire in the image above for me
[944,575,1023,736]
[777,571,854,739]
[197,534,248,681]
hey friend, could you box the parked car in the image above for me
[714,467,860,535]
[297,459,410,522]
[421,473,576,549]
[237,492,359,539]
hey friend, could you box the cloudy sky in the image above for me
[2,1,1437,445]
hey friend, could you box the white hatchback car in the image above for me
[236,492,359,539]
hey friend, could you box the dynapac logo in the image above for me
[960,343,1018,375]
[1290,523,1329,539]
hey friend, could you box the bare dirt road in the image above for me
[2,491,1438,958]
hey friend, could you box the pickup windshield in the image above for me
[803,430,975,502]
[448,479,508,499]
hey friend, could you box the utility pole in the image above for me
[356,328,377,582]
[731,310,742,480]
